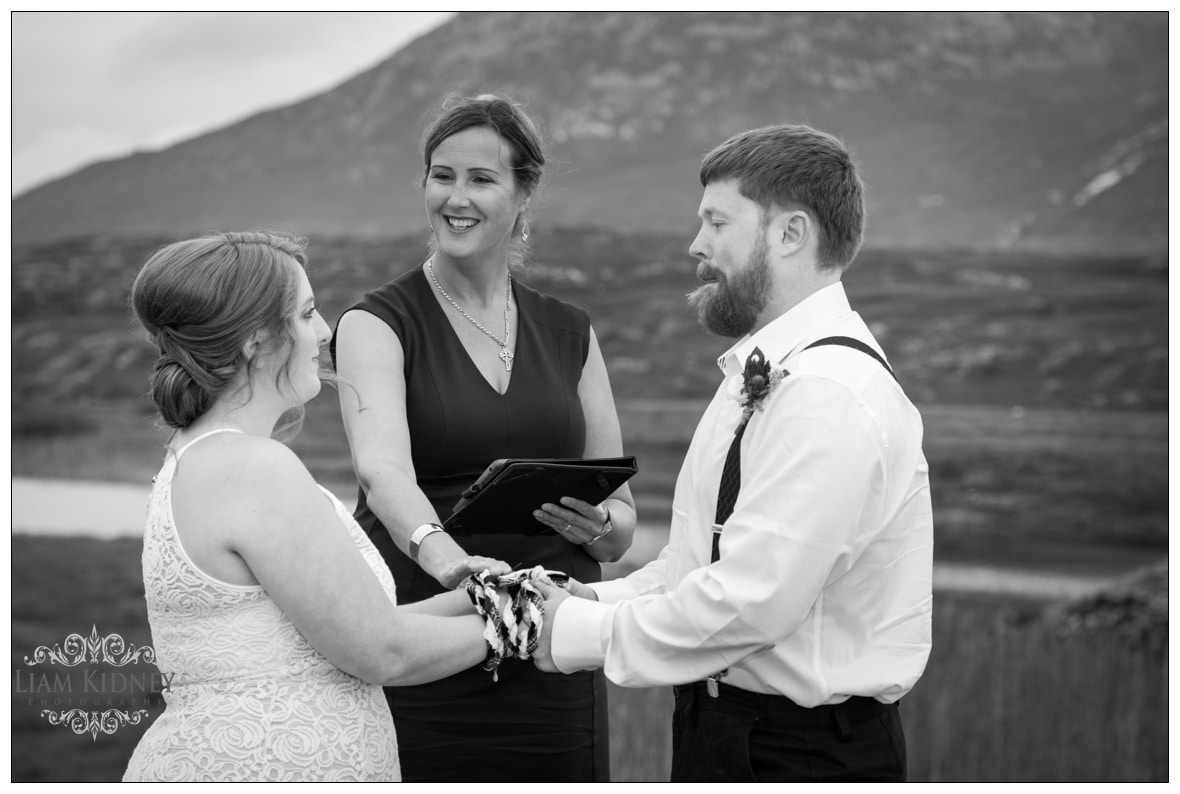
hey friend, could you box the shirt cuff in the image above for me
[588,578,635,604]
[551,595,613,673]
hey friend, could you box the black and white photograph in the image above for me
[10,10,1169,783]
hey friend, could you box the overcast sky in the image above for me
[12,11,455,195]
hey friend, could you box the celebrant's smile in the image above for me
[445,216,479,231]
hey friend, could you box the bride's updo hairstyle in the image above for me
[130,231,307,430]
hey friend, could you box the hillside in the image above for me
[12,11,1167,252]
[10,229,1169,413]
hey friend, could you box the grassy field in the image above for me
[11,536,1166,782]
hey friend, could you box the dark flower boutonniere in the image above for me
[725,346,788,428]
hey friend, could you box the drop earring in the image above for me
[521,220,530,243]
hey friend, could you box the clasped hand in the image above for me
[529,575,596,673]
[436,556,511,590]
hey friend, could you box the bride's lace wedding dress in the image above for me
[124,430,400,781]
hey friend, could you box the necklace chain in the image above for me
[427,259,514,371]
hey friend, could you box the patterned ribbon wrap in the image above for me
[462,566,570,681]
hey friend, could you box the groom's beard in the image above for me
[687,237,772,338]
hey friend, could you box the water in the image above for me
[13,478,153,539]
[11,477,1139,600]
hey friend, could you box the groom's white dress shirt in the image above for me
[552,282,933,707]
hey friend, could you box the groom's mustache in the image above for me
[696,264,724,284]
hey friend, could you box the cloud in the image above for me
[13,11,454,194]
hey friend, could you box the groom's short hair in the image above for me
[700,125,865,271]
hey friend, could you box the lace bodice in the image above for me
[124,430,401,781]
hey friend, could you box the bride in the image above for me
[122,231,508,781]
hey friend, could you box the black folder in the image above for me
[444,457,638,536]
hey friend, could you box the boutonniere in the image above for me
[725,346,788,427]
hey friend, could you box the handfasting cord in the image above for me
[462,566,569,681]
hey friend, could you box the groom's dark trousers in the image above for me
[670,681,906,782]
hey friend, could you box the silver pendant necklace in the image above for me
[427,259,514,372]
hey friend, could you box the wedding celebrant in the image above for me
[330,93,636,782]
[532,124,934,782]
[122,232,499,782]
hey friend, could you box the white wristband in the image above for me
[409,523,445,562]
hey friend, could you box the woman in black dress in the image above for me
[331,94,636,782]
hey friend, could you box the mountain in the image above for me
[12,11,1168,253]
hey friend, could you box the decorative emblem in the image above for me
[20,626,161,740]
[41,708,151,742]
[24,625,156,667]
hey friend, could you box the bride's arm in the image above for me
[399,590,476,617]
[223,439,487,687]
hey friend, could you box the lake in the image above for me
[11,477,1144,600]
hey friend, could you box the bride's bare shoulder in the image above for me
[180,434,319,507]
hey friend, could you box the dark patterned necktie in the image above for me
[711,420,748,564]
[706,420,748,697]
[706,355,760,697]
[712,346,770,565]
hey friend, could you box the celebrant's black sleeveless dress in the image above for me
[330,267,610,782]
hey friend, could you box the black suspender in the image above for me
[802,336,897,380]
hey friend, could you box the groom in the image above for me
[533,124,934,782]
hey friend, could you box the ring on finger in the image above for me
[564,522,572,532]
